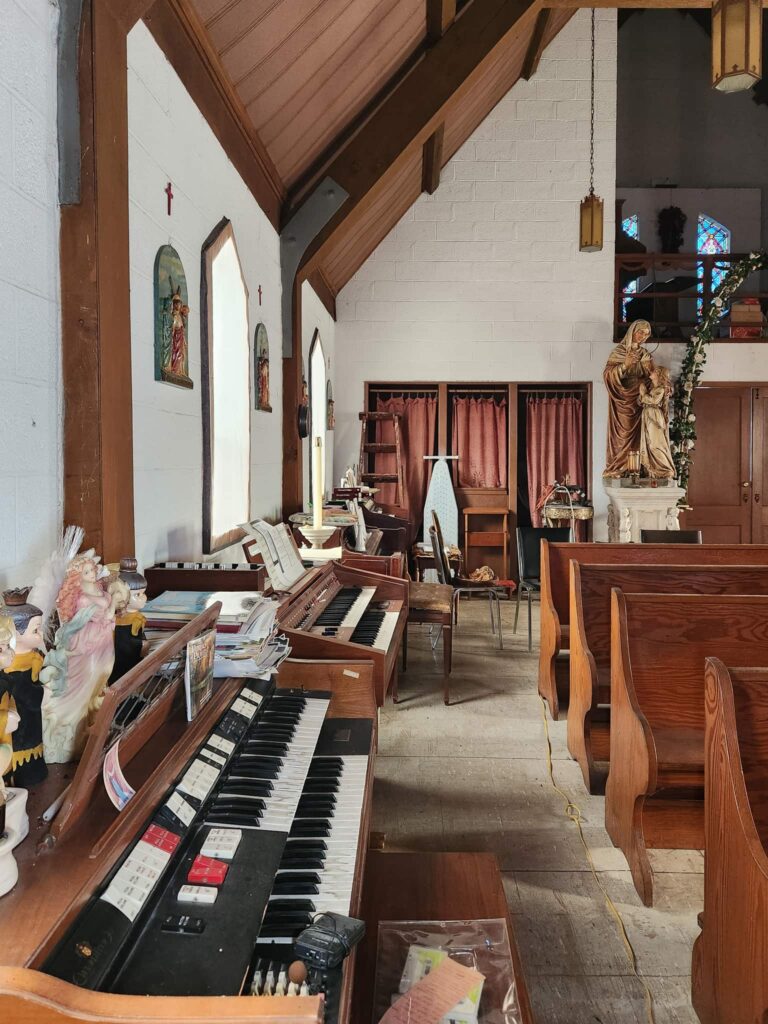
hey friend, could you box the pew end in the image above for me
[692,658,768,1024]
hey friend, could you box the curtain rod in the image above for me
[521,389,585,397]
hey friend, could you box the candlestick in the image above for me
[312,437,324,529]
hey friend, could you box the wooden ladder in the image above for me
[358,411,405,507]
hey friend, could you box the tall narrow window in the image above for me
[697,213,731,317]
[201,219,251,552]
[620,214,640,320]
[309,331,327,504]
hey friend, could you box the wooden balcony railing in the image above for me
[614,252,768,342]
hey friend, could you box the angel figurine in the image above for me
[40,548,120,763]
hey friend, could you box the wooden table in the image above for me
[353,851,534,1022]
[463,506,509,578]
[412,543,462,581]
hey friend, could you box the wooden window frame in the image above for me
[200,217,252,554]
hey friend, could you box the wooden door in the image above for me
[682,386,752,543]
[752,390,768,543]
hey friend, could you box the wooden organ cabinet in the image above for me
[0,608,377,1024]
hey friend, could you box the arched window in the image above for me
[697,214,731,317]
[201,218,251,553]
[308,331,327,505]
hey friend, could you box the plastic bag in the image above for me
[372,919,523,1024]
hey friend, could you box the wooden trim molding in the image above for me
[62,0,134,561]
[143,0,286,230]
[307,270,337,321]
[427,0,458,42]
[200,218,251,554]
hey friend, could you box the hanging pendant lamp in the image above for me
[579,9,603,252]
[712,0,762,93]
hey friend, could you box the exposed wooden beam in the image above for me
[143,0,286,229]
[427,0,458,42]
[422,124,445,195]
[62,0,134,560]
[307,270,337,321]
[104,0,155,31]
[543,0,753,6]
[298,0,541,281]
[522,8,552,79]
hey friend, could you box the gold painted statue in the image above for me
[638,365,676,480]
[604,320,676,481]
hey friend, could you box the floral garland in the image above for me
[669,250,768,495]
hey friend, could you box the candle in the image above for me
[312,437,324,528]
[627,450,641,474]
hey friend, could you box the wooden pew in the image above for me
[692,659,768,1024]
[539,541,768,720]
[605,592,768,907]
[569,563,768,794]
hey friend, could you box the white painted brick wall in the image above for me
[128,24,283,568]
[0,0,62,589]
[334,10,618,533]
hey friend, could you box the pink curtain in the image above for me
[526,396,585,526]
[451,397,507,488]
[374,395,437,523]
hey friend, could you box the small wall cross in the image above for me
[258,284,262,305]
[165,181,173,216]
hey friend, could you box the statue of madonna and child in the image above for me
[604,319,677,482]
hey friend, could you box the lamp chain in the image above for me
[589,7,596,197]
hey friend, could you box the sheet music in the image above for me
[241,519,305,591]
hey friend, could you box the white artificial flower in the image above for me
[688,414,696,423]
[713,297,723,308]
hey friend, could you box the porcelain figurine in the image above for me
[41,552,119,763]
[108,558,148,683]
[0,615,19,795]
[0,590,47,786]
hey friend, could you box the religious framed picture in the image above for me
[326,379,335,430]
[154,244,193,389]
[254,322,271,412]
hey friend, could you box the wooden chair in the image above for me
[605,591,768,906]
[515,527,570,652]
[692,658,768,1024]
[400,572,453,704]
[539,541,768,721]
[432,516,504,649]
[640,529,702,543]
[568,562,768,795]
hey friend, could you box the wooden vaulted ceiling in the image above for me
[177,0,573,302]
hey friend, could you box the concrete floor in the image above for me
[373,598,701,1024]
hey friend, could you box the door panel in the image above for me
[752,391,768,543]
[682,386,752,543]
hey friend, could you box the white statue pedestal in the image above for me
[604,479,687,543]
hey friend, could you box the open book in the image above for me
[240,518,306,591]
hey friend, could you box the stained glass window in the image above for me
[620,214,640,320]
[697,214,730,316]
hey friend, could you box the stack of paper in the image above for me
[240,519,306,591]
[144,591,278,635]
[213,631,291,679]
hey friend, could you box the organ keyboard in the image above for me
[276,562,408,706]
[0,607,376,1024]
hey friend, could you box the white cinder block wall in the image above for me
[0,0,62,589]
[334,10,617,534]
[301,281,336,505]
[128,24,283,568]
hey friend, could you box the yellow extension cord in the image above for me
[538,697,656,1024]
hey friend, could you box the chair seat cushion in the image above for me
[408,581,453,615]
[653,726,704,773]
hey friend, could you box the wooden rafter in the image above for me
[307,270,337,321]
[298,0,541,282]
[422,124,445,195]
[427,0,458,42]
[144,0,285,228]
[522,8,552,79]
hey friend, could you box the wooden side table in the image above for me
[463,506,509,579]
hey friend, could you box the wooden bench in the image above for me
[692,659,768,1024]
[569,563,768,795]
[605,592,768,906]
[539,541,768,720]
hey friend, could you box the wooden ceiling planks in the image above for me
[188,0,425,188]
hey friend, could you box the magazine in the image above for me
[184,627,216,721]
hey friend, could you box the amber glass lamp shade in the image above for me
[712,0,762,93]
[579,193,604,253]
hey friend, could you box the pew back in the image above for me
[615,592,768,732]
[729,667,768,845]
[576,563,768,677]
[545,542,768,622]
